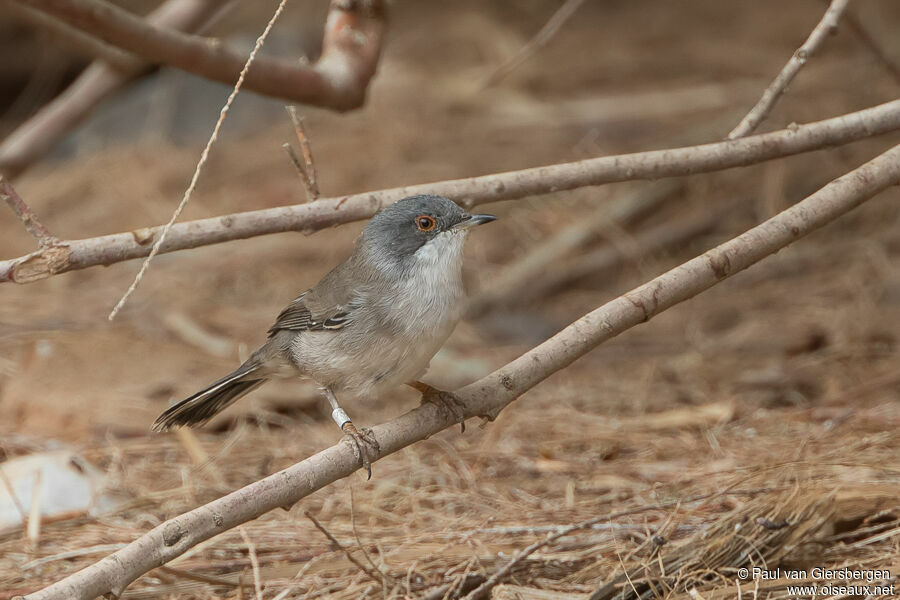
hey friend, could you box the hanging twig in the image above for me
[107,0,290,321]
[728,0,850,139]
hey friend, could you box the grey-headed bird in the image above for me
[152,195,496,476]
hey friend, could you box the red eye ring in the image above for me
[415,215,436,232]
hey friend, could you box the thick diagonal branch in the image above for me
[728,0,850,139]
[2,99,899,285]
[20,139,900,600]
[16,0,386,110]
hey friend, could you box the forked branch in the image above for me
[0,0,386,177]
[15,0,387,110]
[728,0,850,139]
[2,99,899,284]
[20,139,900,600]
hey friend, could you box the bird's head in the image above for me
[358,195,496,276]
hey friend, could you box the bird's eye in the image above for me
[415,215,436,232]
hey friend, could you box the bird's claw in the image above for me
[341,422,379,479]
[420,389,467,433]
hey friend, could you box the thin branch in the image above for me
[284,106,320,201]
[728,0,850,139]
[484,0,587,87]
[0,175,58,247]
[0,0,227,177]
[16,0,387,111]
[283,143,310,196]
[107,0,289,321]
[304,512,383,585]
[19,138,900,600]
[2,99,899,285]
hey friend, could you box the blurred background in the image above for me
[2,1,900,598]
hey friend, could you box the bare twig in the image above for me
[728,0,850,139]
[19,137,900,600]
[16,0,387,111]
[284,106,320,201]
[2,99,898,285]
[0,176,57,247]
[484,0,587,86]
[0,0,226,178]
[304,511,383,584]
[283,144,308,188]
[107,0,289,321]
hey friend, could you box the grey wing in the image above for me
[267,293,351,337]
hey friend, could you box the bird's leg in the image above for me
[407,381,467,433]
[324,387,379,479]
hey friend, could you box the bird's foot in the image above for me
[341,422,380,480]
[419,386,467,433]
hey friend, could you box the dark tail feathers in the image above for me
[152,365,267,432]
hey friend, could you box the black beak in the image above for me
[452,213,497,230]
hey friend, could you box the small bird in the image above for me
[152,194,496,476]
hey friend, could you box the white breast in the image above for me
[292,231,468,398]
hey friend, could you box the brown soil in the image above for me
[2,1,900,598]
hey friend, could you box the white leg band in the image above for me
[332,408,351,428]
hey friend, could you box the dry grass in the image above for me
[2,0,900,598]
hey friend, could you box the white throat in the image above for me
[413,230,468,279]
